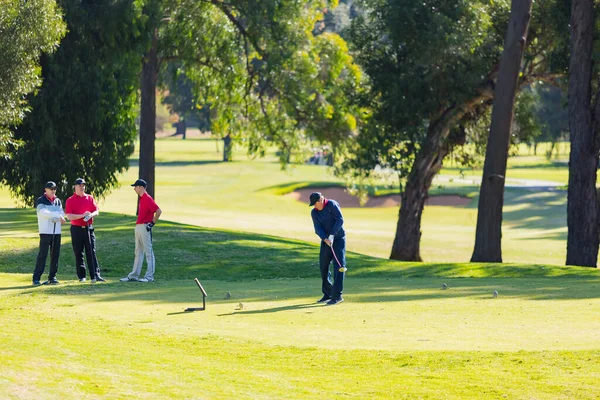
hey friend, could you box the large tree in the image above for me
[0,0,146,205]
[566,0,599,267]
[0,0,65,157]
[471,0,533,263]
[137,0,363,197]
[342,0,568,261]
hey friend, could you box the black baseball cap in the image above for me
[74,178,86,185]
[131,179,147,188]
[309,192,322,207]
[45,181,57,189]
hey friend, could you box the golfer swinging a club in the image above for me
[309,192,346,305]
[33,181,66,285]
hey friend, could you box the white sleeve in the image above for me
[37,204,61,220]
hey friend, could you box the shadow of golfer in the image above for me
[0,285,43,291]
[217,302,324,316]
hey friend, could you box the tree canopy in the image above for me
[0,0,65,157]
[136,0,365,196]
[340,0,569,261]
[0,0,146,205]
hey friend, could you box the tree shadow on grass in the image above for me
[3,208,600,302]
[129,159,223,167]
[0,208,38,237]
[9,273,600,306]
[501,189,567,232]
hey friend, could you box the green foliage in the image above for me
[339,0,569,190]
[530,83,568,145]
[0,0,66,157]
[0,0,146,206]
[155,0,364,165]
[451,89,543,169]
[161,64,209,130]
[340,0,507,181]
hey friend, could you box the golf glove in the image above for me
[328,235,334,245]
[83,215,91,222]
[146,222,155,232]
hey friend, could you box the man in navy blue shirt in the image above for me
[309,191,346,305]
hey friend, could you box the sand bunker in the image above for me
[287,187,471,208]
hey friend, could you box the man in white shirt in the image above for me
[33,181,66,285]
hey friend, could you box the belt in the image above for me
[72,225,93,229]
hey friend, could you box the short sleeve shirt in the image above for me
[136,192,159,224]
[65,193,98,226]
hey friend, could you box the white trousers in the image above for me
[128,224,155,280]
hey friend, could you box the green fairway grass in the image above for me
[2,205,600,398]
[2,139,599,398]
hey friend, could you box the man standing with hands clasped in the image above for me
[33,181,66,285]
[65,178,105,283]
[120,179,162,283]
[309,191,347,305]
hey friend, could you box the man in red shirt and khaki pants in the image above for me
[120,179,162,282]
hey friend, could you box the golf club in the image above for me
[84,215,101,279]
[51,219,56,266]
[42,220,57,285]
[330,242,347,273]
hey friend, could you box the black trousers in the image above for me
[319,236,346,300]
[33,233,61,281]
[70,225,101,280]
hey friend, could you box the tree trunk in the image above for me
[566,0,599,267]
[390,102,488,261]
[139,29,158,198]
[471,0,533,263]
[176,119,187,139]
[391,146,445,261]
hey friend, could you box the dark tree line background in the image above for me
[2,0,599,267]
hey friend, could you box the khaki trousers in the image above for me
[128,224,155,280]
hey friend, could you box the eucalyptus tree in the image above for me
[0,0,146,205]
[566,0,599,267]
[0,0,65,157]
[471,0,534,263]
[138,0,363,197]
[341,0,568,261]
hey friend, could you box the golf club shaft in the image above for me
[87,221,99,275]
[330,242,347,272]
[50,221,56,269]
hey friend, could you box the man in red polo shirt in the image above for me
[120,179,162,283]
[65,178,105,283]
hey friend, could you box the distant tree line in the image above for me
[1,0,599,267]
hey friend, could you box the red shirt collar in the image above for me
[44,194,56,202]
[323,198,329,207]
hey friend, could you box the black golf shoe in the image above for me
[326,297,344,306]
[317,295,331,303]
[42,278,59,285]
